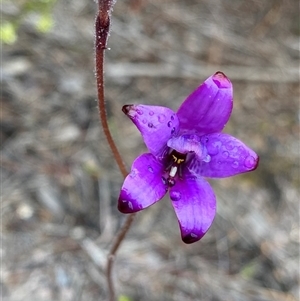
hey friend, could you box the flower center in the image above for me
[163,150,187,187]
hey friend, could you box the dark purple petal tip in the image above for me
[212,71,231,88]
[118,198,137,214]
[182,233,202,244]
[122,104,134,115]
[251,154,260,171]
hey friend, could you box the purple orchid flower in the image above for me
[118,72,259,244]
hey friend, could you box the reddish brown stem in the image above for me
[95,11,127,178]
[95,2,136,301]
[106,213,136,301]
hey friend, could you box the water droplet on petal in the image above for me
[244,155,255,168]
[206,139,221,155]
[158,114,166,123]
[148,122,154,128]
[222,151,229,158]
[167,121,172,127]
[136,109,143,115]
[171,115,175,120]
[201,136,209,144]
[171,191,181,201]
[148,166,154,173]
[226,141,235,150]
[149,111,154,116]
[142,119,147,124]
[130,169,137,178]
[203,154,211,163]
[127,201,133,210]
[171,127,175,135]
[232,161,239,168]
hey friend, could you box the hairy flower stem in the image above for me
[95,1,127,178]
[95,1,136,301]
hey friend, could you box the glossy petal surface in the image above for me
[170,172,216,244]
[177,72,233,135]
[189,133,259,178]
[118,153,167,213]
[123,104,179,157]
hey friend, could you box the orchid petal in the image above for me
[167,134,209,161]
[177,72,233,135]
[170,172,216,244]
[123,104,179,157]
[189,133,259,178]
[118,153,167,213]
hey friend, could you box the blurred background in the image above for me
[1,0,299,300]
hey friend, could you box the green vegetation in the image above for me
[1,0,57,44]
